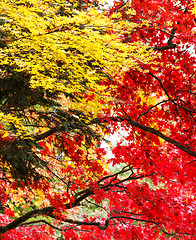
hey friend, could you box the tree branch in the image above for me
[153,44,177,51]
[33,127,59,141]
[0,186,93,233]
[147,28,177,51]
[0,207,53,233]
[89,116,196,158]
[64,213,195,237]
[136,99,175,122]
[20,220,63,231]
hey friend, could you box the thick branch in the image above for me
[0,207,53,233]
[149,28,177,51]
[0,187,92,233]
[0,164,149,233]
[33,127,59,141]
[154,28,177,51]
[153,44,176,51]
[167,28,176,45]
[89,116,196,158]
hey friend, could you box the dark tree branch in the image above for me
[20,220,63,231]
[153,44,177,51]
[89,116,196,158]
[63,210,196,238]
[145,69,196,117]
[167,28,177,45]
[0,185,93,233]
[33,127,58,141]
[136,99,175,122]
[0,127,59,155]
[0,161,195,236]
[143,69,171,99]
[0,163,150,233]
[147,28,177,51]
[64,213,194,237]
[0,207,53,233]
[98,164,133,184]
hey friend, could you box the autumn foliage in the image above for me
[0,0,196,239]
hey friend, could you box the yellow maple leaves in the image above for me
[0,0,154,93]
[0,0,157,131]
[192,0,196,15]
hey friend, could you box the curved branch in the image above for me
[64,213,196,238]
[0,163,150,233]
[136,99,175,122]
[89,116,196,157]
[0,186,92,233]
[20,220,63,231]
[0,207,53,233]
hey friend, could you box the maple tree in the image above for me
[0,0,196,239]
